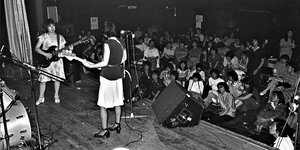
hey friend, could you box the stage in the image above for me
[1,73,273,150]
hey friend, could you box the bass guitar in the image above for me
[37,36,89,68]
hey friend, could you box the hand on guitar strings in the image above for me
[45,53,53,59]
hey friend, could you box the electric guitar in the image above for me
[58,52,101,70]
[37,36,89,68]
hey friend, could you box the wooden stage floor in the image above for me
[2,75,274,150]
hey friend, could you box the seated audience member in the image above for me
[187,40,202,69]
[203,69,225,107]
[169,70,181,86]
[223,51,239,72]
[235,77,260,112]
[199,49,210,71]
[254,91,287,134]
[238,50,249,72]
[149,70,166,101]
[208,47,223,71]
[174,40,188,65]
[144,40,160,70]
[188,63,205,82]
[226,71,243,98]
[187,72,204,100]
[286,97,299,130]
[160,63,174,86]
[143,32,151,45]
[273,54,290,78]
[161,42,175,67]
[135,38,148,59]
[131,61,152,101]
[269,119,294,150]
[260,62,299,103]
[208,82,236,124]
[177,61,190,87]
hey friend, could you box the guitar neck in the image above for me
[56,41,83,53]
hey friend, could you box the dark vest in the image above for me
[100,38,124,80]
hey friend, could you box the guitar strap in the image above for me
[57,34,60,52]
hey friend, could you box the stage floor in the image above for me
[2,74,273,150]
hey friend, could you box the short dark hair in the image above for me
[210,69,220,77]
[273,119,292,137]
[227,71,239,81]
[104,20,116,37]
[217,82,230,92]
[170,70,179,80]
[225,51,235,59]
[44,18,55,31]
[273,91,285,105]
[192,72,202,81]
[280,54,290,61]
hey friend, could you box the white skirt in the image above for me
[97,76,124,108]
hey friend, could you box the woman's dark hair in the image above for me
[286,61,298,72]
[241,76,254,92]
[44,18,55,32]
[192,72,202,81]
[165,62,174,70]
[104,20,116,37]
[227,71,239,82]
[273,91,285,105]
[225,51,235,59]
[280,54,290,62]
[170,70,179,80]
[240,50,249,57]
[210,69,220,77]
[217,82,230,92]
[151,70,160,76]
[273,119,293,137]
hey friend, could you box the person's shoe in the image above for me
[36,97,45,105]
[108,122,121,134]
[54,95,60,103]
[94,129,110,138]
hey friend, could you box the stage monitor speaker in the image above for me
[152,81,204,128]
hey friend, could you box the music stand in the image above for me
[2,49,67,150]
[120,33,148,126]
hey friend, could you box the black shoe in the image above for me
[94,129,110,138]
[108,122,121,134]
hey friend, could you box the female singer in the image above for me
[82,21,127,138]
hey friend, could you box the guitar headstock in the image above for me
[80,36,90,44]
[58,51,76,60]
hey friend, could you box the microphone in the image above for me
[120,30,132,34]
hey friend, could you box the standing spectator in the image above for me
[279,30,296,59]
[247,38,266,86]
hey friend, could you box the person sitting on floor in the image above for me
[203,69,224,107]
[226,71,243,98]
[187,72,204,100]
[160,63,174,86]
[149,70,166,101]
[254,91,287,134]
[260,62,299,104]
[269,119,294,150]
[207,82,236,125]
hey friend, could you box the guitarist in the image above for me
[35,19,73,105]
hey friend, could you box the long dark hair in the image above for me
[104,20,116,38]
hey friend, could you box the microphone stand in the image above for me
[121,33,148,127]
[0,82,10,150]
[2,55,67,150]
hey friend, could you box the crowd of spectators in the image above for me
[81,26,299,149]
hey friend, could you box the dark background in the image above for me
[1,0,300,53]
